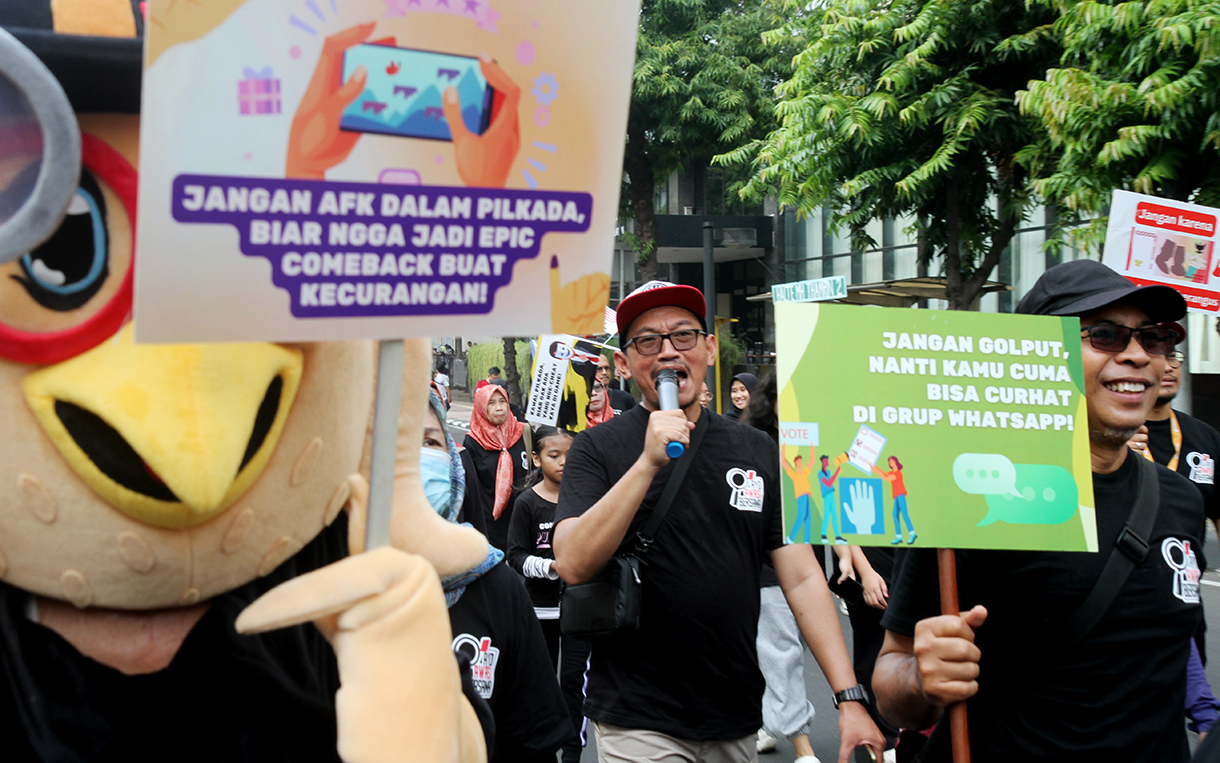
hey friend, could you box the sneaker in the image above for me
[756,729,778,753]
[908,532,918,545]
[794,756,822,763]
[821,535,828,544]
[891,536,902,545]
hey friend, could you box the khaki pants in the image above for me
[594,721,757,763]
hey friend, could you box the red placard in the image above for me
[1135,202,1217,237]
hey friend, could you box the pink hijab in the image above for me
[468,384,525,518]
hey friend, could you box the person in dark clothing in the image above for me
[425,392,573,763]
[463,384,530,551]
[554,280,883,762]
[724,372,758,421]
[507,425,592,763]
[875,259,1203,762]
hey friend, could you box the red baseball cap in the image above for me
[615,280,706,338]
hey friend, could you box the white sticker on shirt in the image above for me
[725,468,765,512]
[1162,538,1201,604]
[1186,452,1215,485]
[452,633,501,699]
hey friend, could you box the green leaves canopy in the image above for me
[1017,0,1220,248]
[720,0,1060,309]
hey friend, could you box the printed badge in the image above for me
[452,634,501,698]
[1187,452,1215,485]
[726,468,765,512]
[1162,538,1201,604]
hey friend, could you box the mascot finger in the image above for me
[386,337,489,577]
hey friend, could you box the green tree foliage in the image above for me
[466,340,532,397]
[720,0,1060,309]
[626,0,803,281]
[1016,0,1220,249]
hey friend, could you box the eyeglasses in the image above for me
[1168,351,1185,369]
[1080,324,1180,357]
[624,329,707,356]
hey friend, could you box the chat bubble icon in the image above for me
[953,453,1022,498]
[978,464,1079,527]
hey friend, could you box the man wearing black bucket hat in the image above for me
[874,259,1205,761]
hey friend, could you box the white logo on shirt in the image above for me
[725,468,765,512]
[452,633,500,699]
[1162,538,1201,604]
[1186,452,1215,485]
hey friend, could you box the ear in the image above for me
[613,349,631,379]
[704,332,718,367]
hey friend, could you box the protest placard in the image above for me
[135,0,639,342]
[776,303,1095,551]
[1103,189,1220,314]
[525,334,610,431]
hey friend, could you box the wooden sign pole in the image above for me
[937,548,971,763]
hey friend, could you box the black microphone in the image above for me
[656,369,684,458]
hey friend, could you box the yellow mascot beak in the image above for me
[23,325,303,529]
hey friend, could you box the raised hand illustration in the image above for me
[549,255,610,334]
[843,479,877,535]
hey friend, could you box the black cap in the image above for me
[0,1,143,114]
[1015,259,1187,323]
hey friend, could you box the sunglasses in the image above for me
[1080,323,1180,357]
[624,329,707,356]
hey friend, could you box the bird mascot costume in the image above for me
[0,2,492,760]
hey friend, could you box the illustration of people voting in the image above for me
[819,455,847,545]
[782,452,816,543]
[873,456,917,545]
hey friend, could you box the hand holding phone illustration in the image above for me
[286,23,377,180]
[441,56,521,188]
[286,24,521,188]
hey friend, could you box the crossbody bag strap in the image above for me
[1062,455,1161,650]
[633,411,710,557]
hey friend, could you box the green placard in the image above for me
[776,303,1096,552]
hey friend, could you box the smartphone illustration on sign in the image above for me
[340,44,493,141]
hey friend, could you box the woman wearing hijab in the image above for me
[585,381,616,428]
[463,384,529,551]
[423,391,574,763]
[724,372,759,421]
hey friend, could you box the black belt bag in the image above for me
[559,554,642,636]
[559,412,708,637]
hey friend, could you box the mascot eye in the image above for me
[11,172,109,312]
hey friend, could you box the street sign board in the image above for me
[771,276,848,304]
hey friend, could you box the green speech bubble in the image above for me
[952,453,1022,498]
[978,464,1079,527]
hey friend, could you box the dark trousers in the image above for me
[559,635,592,763]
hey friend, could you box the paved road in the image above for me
[441,393,1220,761]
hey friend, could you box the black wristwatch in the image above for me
[832,684,869,709]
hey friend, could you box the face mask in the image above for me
[419,448,454,516]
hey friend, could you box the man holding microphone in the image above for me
[554,281,882,763]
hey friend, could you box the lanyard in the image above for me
[1142,409,1182,471]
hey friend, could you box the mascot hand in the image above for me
[236,547,486,763]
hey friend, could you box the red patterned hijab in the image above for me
[469,384,525,518]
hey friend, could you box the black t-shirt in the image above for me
[0,516,494,763]
[447,561,573,763]
[882,452,1204,762]
[1147,410,1220,522]
[462,434,530,552]
[607,388,636,415]
[459,449,489,536]
[506,488,562,609]
[555,405,784,740]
